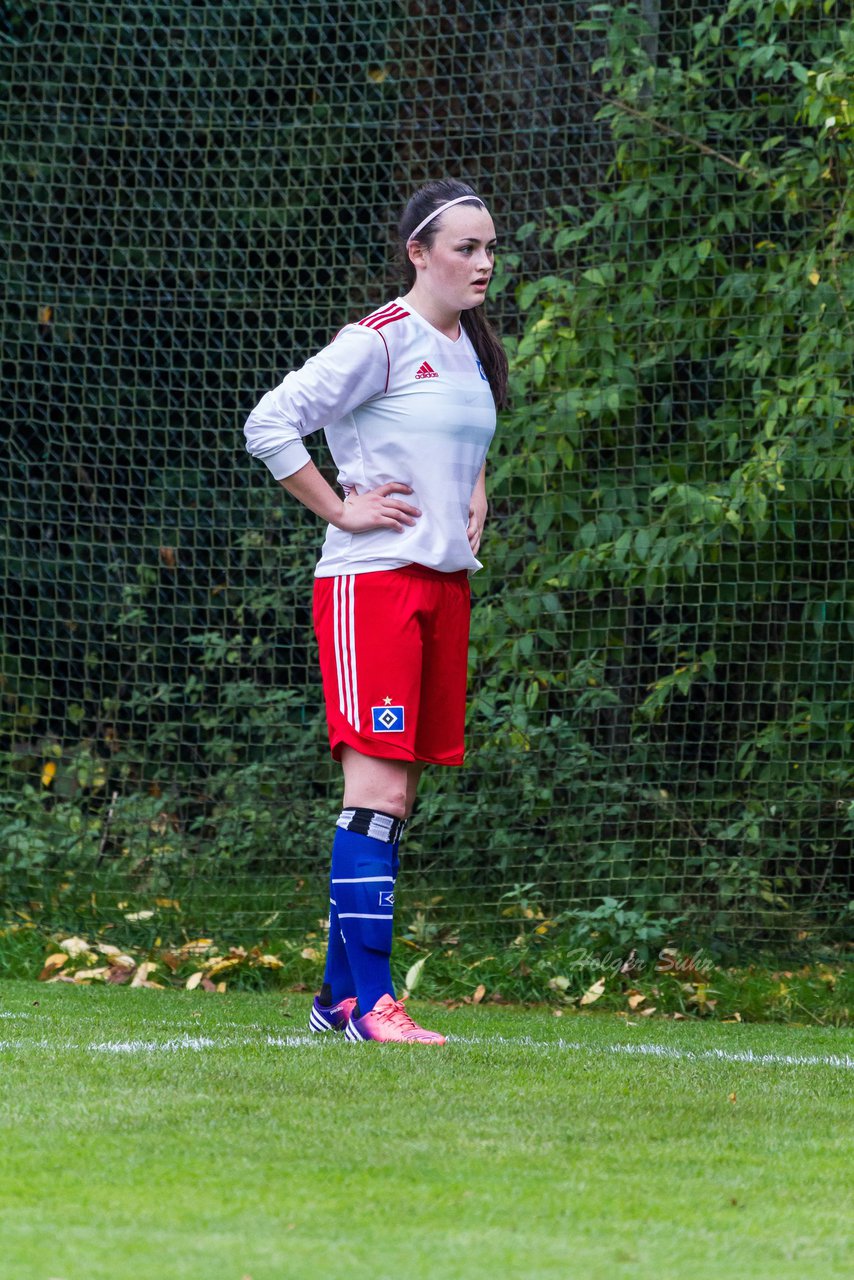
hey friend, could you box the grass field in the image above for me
[1,982,852,1280]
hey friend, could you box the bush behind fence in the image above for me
[1,1,853,963]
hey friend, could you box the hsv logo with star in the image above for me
[372,696,405,733]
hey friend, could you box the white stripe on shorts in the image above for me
[332,574,346,716]
[347,575,359,729]
[337,577,352,723]
[334,576,360,731]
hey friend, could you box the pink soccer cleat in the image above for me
[309,994,358,1034]
[344,993,446,1045]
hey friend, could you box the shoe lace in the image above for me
[376,999,419,1031]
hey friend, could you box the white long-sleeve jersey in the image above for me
[243,298,497,577]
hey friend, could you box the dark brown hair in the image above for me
[398,179,509,410]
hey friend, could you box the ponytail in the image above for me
[460,307,509,411]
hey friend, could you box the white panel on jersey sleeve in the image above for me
[243,325,388,480]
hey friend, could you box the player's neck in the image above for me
[400,288,461,342]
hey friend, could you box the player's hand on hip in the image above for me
[467,495,488,555]
[336,482,422,534]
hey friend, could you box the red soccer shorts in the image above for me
[313,563,471,766]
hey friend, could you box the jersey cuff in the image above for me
[261,439,313,480]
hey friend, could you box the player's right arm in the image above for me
[280,462,420,534]
[243,325,420,533]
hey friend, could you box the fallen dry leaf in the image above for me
[102,949,135,970]
[204,957,241,978]
[38,954,68,981]
[627,992,647,1010]
[580,977,606,1006]
[58,936,92,958]
[185,971,204,991]
[179,938,214,955]
[472,983,486,1005]
[131,961,157,988]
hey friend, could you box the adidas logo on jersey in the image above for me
[415,361,438,379]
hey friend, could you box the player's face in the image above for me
[412,205,497,313]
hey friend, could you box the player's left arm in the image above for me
[467,463,488,555]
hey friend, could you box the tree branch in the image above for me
[589,87,767,181]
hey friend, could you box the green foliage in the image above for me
[473,0,854,942]
[3,0,853,958]
[2,2,398,907]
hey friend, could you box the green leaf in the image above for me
[403,953,431,996]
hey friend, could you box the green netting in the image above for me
[2,1,852,969]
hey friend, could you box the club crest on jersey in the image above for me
[476,359,489,381]
[378,890,395,908]
[372,703,405,732]
[415,360,438,379]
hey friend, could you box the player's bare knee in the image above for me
[376,784,408,819]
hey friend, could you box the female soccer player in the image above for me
[244,179,507,1043]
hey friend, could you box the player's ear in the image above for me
[407,239,429,271]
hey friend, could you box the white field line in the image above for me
[0,1033,317,1053]
[452,1034,854,1071]
[0,1030,851,1070]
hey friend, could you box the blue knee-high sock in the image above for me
[322,866,355,1006]
[331,807,405,1016]
[321,817,405,1007]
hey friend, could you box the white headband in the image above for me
[406,194,485,245]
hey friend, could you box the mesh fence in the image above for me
[1,1,852,975]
